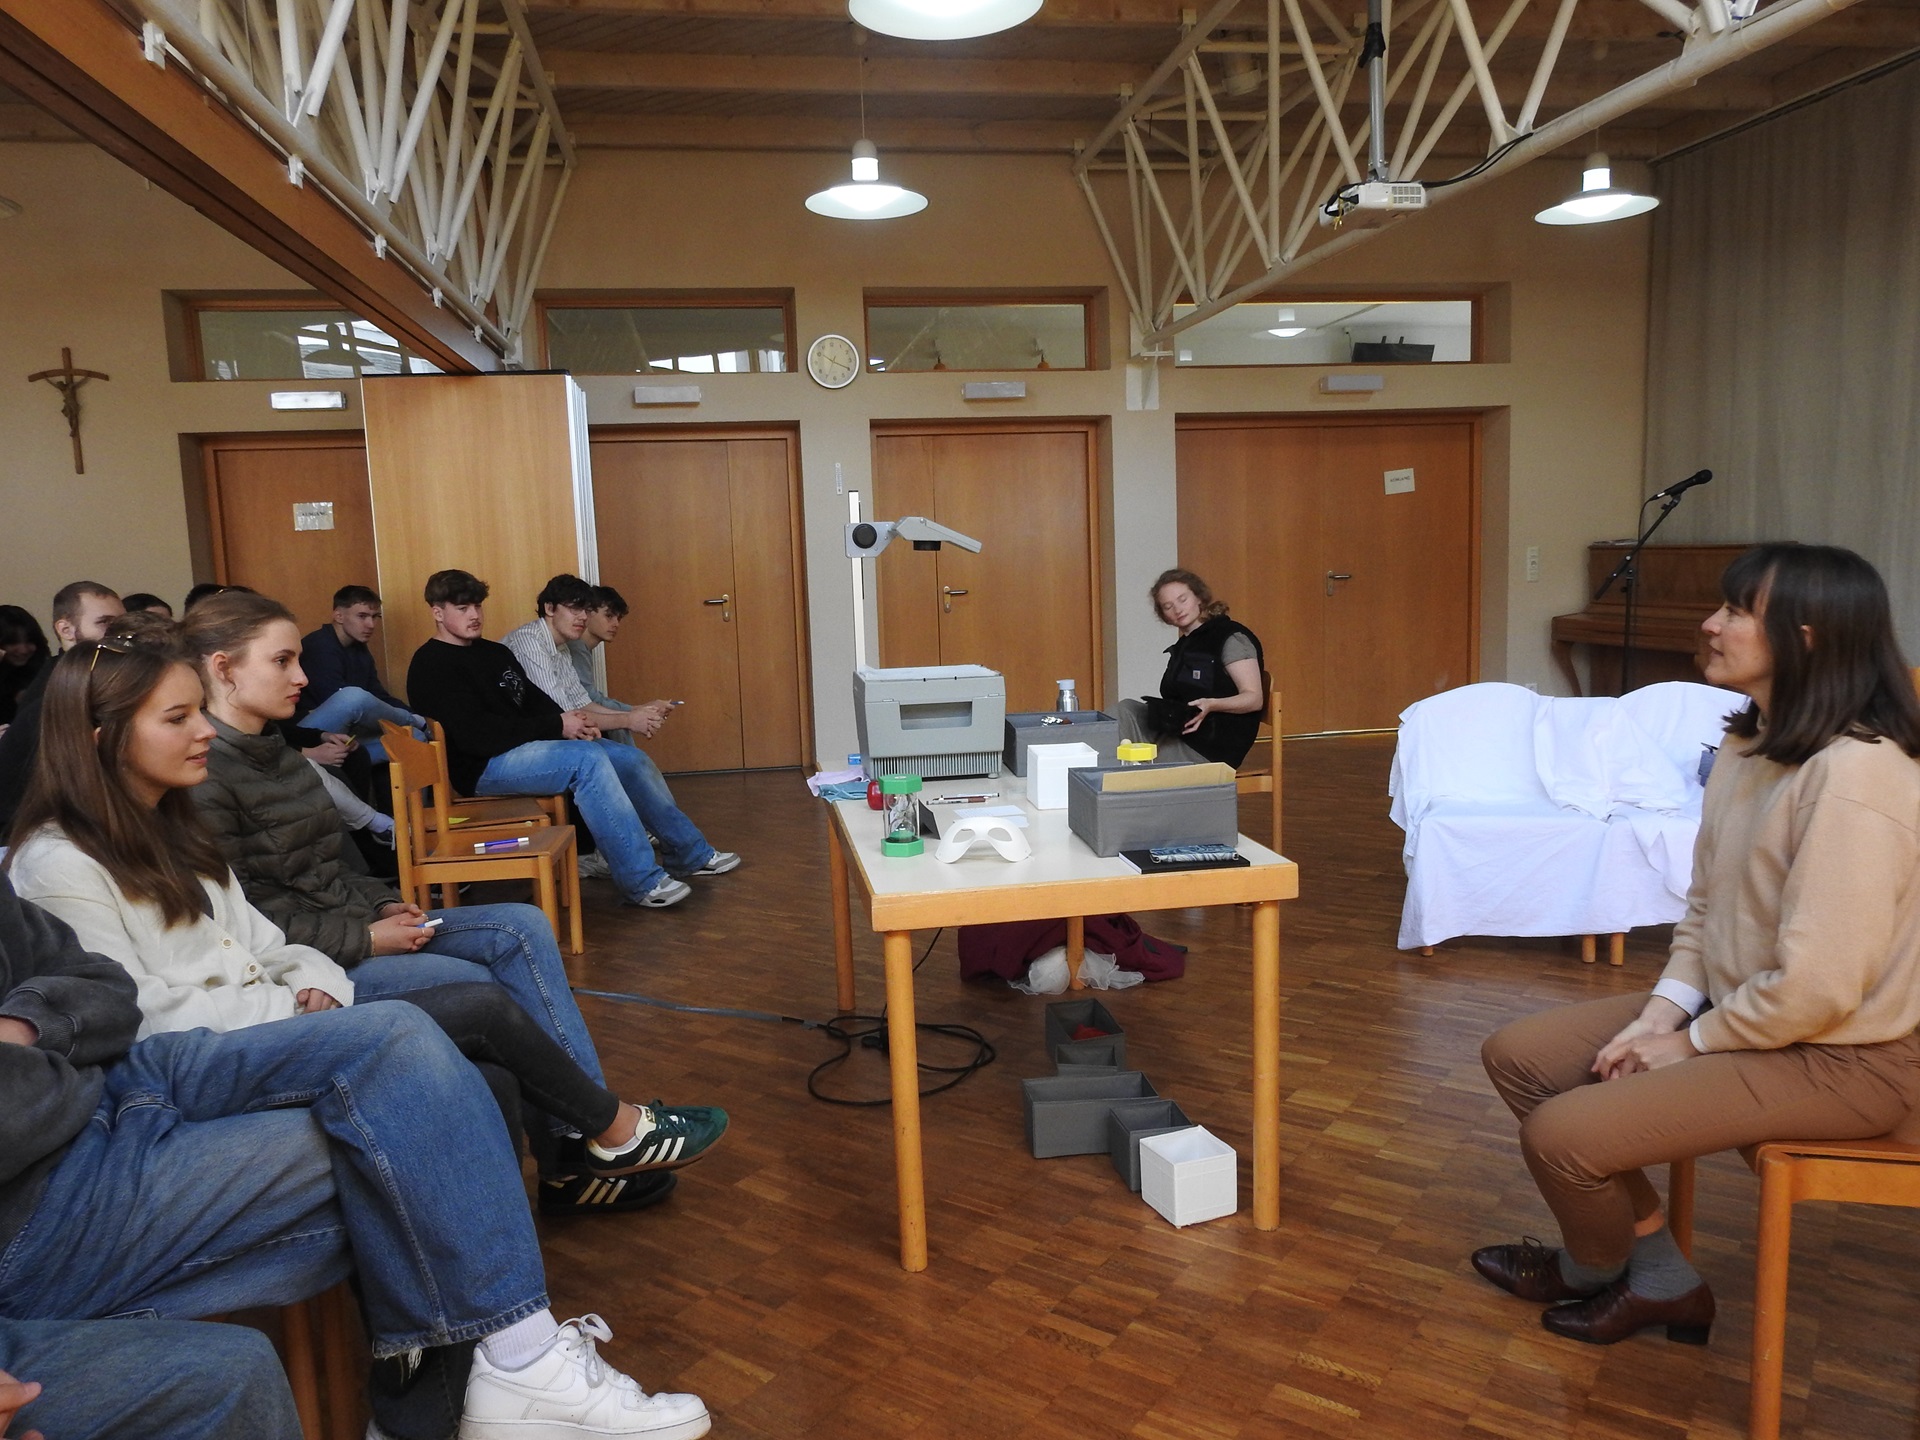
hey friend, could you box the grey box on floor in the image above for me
[1044,998,1126,1070]
[1022,1073,1159,1157]
[1004,711,1121,776]
[1066,765,1239,857]
[1106,1099,1195,1191]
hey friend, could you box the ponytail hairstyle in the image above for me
[6,614,230,927]
[1721,542,1920,764]
[1149,568,1230,624]
[179,590,300,703]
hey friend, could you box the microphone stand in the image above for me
[1593,488,1691,694]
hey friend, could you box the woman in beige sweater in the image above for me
[1474,542,1920,1346]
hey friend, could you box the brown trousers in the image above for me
[1482,992,1920,1267]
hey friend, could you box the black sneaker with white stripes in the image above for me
[538,1169,677,1216]
[585,1103,729,1177]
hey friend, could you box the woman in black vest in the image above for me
[1121,569,1266,767]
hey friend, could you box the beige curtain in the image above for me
[1643,57,1920,642]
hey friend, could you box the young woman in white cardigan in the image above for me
[3,624,724,1200]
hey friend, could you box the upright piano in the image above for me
[1550,542,1751,696]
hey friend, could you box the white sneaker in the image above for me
[576,853,612,880]
[627,876,692,909]
[686,851,740,877]
[461,1315,710,1440]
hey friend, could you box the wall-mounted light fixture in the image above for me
[269,390,347,410]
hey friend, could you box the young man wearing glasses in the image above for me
[408,571,738,910]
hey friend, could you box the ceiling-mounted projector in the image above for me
[1320,181,1428,227]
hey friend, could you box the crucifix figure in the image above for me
[27,347,110,475]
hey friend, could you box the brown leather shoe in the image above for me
[1471,1238,1604,1303]
[1541,1278,1715,1345]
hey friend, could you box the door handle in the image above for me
[942,586,969,615]
[704,594,731,622]
[1325,571,1352,597]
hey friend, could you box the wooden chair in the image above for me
[420,719,563,834]
[281,1283,362,1440]
[379,724,584,955]
[1666,1117,1920,1439]
[1235,674,1283,854]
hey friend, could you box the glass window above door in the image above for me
[542,304,791,374]
[865,300,1091,372]
[193,307,442,379]
[1170,299,1475,366]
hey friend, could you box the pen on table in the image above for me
[926,792,1000,804]
[473,836,531,853]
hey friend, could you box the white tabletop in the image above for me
[830,771,1296,930]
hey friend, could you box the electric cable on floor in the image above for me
[570,928,996,1108]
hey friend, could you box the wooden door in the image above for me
[202,433,374,634]
[872,425,1100,714]
[1177,417,1477,733]
[589,429,808,774]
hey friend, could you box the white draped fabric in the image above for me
[1643,58,1920,647]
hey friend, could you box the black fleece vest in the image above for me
[1159,615,1265,767]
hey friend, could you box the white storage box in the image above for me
[1139,1126,1238,1227]
[1027,741,1099,810]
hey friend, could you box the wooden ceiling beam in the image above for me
[568,112,1097,148]
[0,0,498,372]
[1654,38,1920,151]
[545,49,1142,94]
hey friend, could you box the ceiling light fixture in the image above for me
[1535,152,1658,225]
[806,138,928,219]
[849,0,1041,41]
[1267,306,1307,338]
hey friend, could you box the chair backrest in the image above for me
[1391,684,1548,828]
[378,722,445,870]
[1615,682,1742,777]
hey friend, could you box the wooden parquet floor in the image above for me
[538,736,1920,1440]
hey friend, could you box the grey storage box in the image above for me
[1004,711,1120,777]
[1066,763,1239,858]
[1053,1062,1122,1078]
[1106,1099,1195,1191]
[1022,1072,1158,1158]
[1045,999,1126,1071]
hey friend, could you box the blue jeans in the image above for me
[301,686,421,763]
[476,739,713,901]
[0,1005,547,1358]
[346,902,603,1087]
[1,1317,301,1440]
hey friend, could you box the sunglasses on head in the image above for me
[86,631,167,672]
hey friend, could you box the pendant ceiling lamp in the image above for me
[849,0,1041,40]
[1535,152,1658,225]
[806,138,928,219]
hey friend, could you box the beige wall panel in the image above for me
[361,374,585,683]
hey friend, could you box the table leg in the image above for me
[828,821,855,1013]
[1251,899,1281,1230]
[1065,914,1085,990]
[883,929,929,1271]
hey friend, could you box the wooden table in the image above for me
[826,780,1300,1271]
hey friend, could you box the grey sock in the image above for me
[1556,1248,1626,1291]
[1625,1225,1703,1301]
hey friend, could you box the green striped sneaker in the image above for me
[586,1103,729,1176]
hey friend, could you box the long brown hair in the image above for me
[1149,568,1230,624]
[1721,543,1920,764]
[180,590,299,700]
[6,619,230,927]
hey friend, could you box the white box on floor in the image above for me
[1027,741,1099,810]
[1139,1125,1238,1227]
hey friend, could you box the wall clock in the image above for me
[806,333,861,389]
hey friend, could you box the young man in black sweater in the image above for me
[405,570,737,909]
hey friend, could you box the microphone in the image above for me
[1651,469,1712,501]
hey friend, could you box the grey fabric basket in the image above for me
[1066,765,1238,857]
[1004,711,1121,776]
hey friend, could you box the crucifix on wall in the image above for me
[27,347,110,475]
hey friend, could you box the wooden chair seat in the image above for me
[380,723,584,956]
[1666,1118,1920,1438]
[420,720,564,833]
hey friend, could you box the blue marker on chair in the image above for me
[473,836,531,854]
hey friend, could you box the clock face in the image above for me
[807,334,861,389]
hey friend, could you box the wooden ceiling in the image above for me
[2,0,1915,163]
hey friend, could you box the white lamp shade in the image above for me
[1536,151,1659,226]
[806,140,928,219]
[849,0,1042,39]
